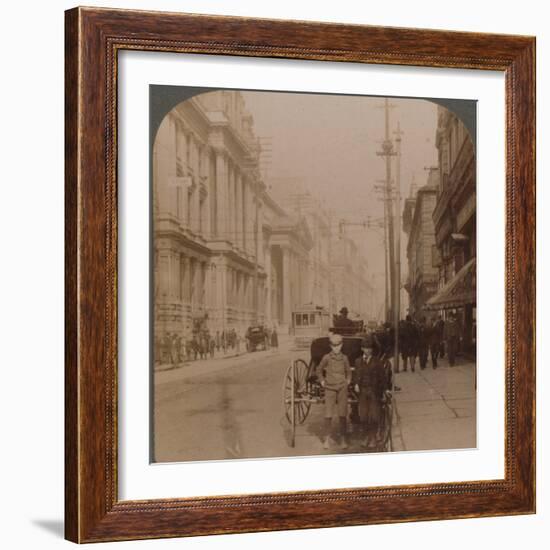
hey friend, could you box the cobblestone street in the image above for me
[154,347,476,462]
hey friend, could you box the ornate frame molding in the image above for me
[65,7,535,542]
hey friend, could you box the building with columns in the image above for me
[272,183,332,312]
[153,90,315,342]
[329,233,374,323]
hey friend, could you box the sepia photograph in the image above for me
[151,86,476,463]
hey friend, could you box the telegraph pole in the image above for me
[253,175,260,324]
[376,99,396,323]
[393,121,404,372]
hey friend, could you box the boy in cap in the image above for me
[353,335,386,449]
[316,332,351,450]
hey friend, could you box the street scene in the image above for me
[152,88,476,462]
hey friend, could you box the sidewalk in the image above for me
[391,357,476,452]
[155,345,292,386]
[155,348,246,373]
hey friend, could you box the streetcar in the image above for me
[291,304,331,349]
[282,330,394,451]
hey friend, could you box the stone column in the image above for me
[229,162,236,245]
[226,162,233,244]
[180,255,190,334]
[188,257,195,314]
[216,257,229,332]
[202,148,211,238]
[281,246,291,330]
[200,261,207,315]
[235,170,242,249]
[265,244,272,325]
[191,180,200,235]
[154,114,177,218]
[247,181,255,256]
[242,178,248,252]
[215,151,227,239]
[158,249,169,300]
[256,202,263,266]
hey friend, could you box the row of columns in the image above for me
[155,113,262,256]
[213,150,259,255]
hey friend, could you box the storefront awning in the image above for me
[423,257,476,310]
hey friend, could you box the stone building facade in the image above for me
[153,90,375,344]
[428,106,476,351]
[274,185,332,312]
[402,170,439,317]
[329,234,373,322]
[153,91,316,341]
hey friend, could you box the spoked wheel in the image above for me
[283,359,311,447]
[378,395,394,452]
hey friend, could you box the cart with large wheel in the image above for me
[282,334,394,450]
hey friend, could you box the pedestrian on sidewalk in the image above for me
[209,337,215,358]
[417,316,429,370]
[316,333,351,451]
[175,333,183,364]
[170,333,178,365]
[407,315,419,372]
[353,335,385,449]
[271,326,279,348]
[428,318,441,369]
[398,319,409,372]
[444,312,460,366]
[435,315,445,358]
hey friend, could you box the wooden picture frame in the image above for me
[65,6,536,543]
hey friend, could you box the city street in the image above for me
[154,347,476,462]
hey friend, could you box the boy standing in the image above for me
[316,333,351,450]
[353,336,386,449]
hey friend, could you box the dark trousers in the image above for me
[418,345,428,369]
[447,337,458,366]
[430,342,441,368]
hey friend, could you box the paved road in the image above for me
[154,348,306,462]
[153,349,476,463]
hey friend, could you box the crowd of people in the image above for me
[155,325,280,367]
[154,328,241,365]
[391,312,463,372]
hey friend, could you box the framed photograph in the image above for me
[65,7,535,543]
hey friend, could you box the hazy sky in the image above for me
[241,90,439,301]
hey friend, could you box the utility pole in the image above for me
[382,201,389,322]
[393,121,404,372]
[376,99,396,323]
[374,180,390,321]
[253,175,260,325]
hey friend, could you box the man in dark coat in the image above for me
[429,317,442,368]
[271,326,278,348]
[405,315,419,372]
[435,315,445,358]
[334,307,354,329]
[444,313,461,366]
[353,335,387,449]
[417,316,430,370]
[398,319,409,372]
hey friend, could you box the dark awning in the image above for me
[424,257,476,310]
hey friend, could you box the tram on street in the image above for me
[290,304,331,349]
